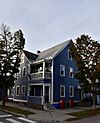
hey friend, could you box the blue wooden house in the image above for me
[9,40,80,109]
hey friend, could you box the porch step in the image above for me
[44,103,56,110]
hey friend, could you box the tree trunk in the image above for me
[92,94,96,110]
[2,86,6,107]
[2,97,5,107]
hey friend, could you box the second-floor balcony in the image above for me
[30,60,52,80]
[30,71,51,80]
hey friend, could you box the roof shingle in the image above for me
[36,40,71,61]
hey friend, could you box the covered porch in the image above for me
[27,83,51,109]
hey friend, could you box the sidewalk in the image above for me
[5,102,100,122]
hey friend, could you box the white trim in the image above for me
[32,59,44,64]
[69,86,74,97]
[51,60,54,103]
[29,83,50,86]
[43,61,45,79]
[60,85,65,97]
[13,98,27,102]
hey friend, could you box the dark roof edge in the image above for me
[23,50,38,60]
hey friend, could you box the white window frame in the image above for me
[60,65,65,77]
[21,85,25,94]
[60,85,65,97]
[68,49,72,60]
[16,86,20,96]
[69,86,74,97]
[69,67,74,78]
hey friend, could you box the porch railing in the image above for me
[28,96,44,105]
[30,72,51,80]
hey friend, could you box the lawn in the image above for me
[66,108,100,121]
[0,105,35,115]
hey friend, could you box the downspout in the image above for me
[51,59,54,103]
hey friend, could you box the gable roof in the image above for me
[23,50,38,61]
[36,40,72,61]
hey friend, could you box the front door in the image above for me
[44,86,49,103]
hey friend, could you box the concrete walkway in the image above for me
[5,102,100,122]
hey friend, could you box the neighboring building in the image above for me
[9,40,80,109]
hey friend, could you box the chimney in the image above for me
[37,50,41,54]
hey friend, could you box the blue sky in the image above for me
[0,0,100,53]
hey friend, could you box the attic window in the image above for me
[68,50,72,60]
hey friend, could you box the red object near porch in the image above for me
[69,98,74,107]
[60,99,65,108]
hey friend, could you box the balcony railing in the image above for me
[30,71,51,80]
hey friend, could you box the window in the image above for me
[60,85,65,97]
[69,86,74,97]
[21,85,25,94]
[69,67,74,78]
[23,67,26,76]
[21,54,24,63]
[68,50,72,60]
[16,86,20,96]
[60,65,65,77]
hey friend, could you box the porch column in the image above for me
[43,61,45,79]
[51,60,54,103]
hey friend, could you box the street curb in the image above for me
[0,108,26,117]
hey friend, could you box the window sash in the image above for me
[69,67,74,78]
[68,50,72,60]
[60,65,65,76]
[69,86,74,97]
[16,86,20,96]
[23,67,26,76]
[21,85,25,94]
[60,85,65,97]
